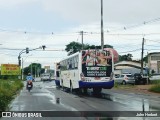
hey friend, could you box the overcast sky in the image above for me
[0,0,160,69]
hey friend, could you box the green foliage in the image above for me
[114,81,119,88]
[0,75,19,80]
[40,68,45,74]
[149,80,160,84]
[119,53,133,61]
[65,41,113,55]
[143,55,148,63]
[65,41,82,55]
[149,84,160,93]
[23,63,42,76]
[0,80,23,111]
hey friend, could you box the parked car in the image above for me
[134,73,149,85]
[114,74,120,78]
[150,73,160,81]
[122,72,132,75]
[115,74,135,85]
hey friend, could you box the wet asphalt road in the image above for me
[0,80,160,120]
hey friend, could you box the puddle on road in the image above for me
[76,91,160,111]
[31,89,78,111]
[101,93,160,111]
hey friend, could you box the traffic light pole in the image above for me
[18,49,26,66]
[18,49,27,80]
[18,45,46,80]
[18,46,46,66]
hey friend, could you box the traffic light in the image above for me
[26,47,29,54]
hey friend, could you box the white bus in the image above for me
[55,62,60,86]
[55,49,118,94]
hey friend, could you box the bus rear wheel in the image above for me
[70,81,73,93]
[93,88,102,95]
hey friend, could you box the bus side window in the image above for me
[72,57,75,69]
[56,71,59,77]
[70,59,73,69]
[67,63,69,69]
[69,62,72,69]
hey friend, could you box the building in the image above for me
[114,61,146,75]
[148,52,160,73]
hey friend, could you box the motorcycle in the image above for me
[27,81,33,92]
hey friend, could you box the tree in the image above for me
[40,68,45,74]
[119,53,133,61]
[143,55,148,63]
[65,41,82,55]
[65,41,113,55]
[23,63,42,76]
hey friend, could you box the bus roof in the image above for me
[60,51,80,62]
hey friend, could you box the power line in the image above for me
[84,32,160,36]
[0,47,23,50]
[118,48,141,54]
[35,49,66,51]
[28,56,64,59]
[0,53,18,56]
[145,45,160,47]
[146,39,160,43]
[114,43,141,49]
[0,17,159,36]
[0,47,66,51]
[105,17,160,33]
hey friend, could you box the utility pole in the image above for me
[35,66,36,78]
[31,63,33,75]
[22,58,24,80]
[101,0,104,50]
[141,37,145,75]
[81,31,84,50]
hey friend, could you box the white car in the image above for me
[41,74,51,81]
[115,74,135,85]
[150,74,160,81]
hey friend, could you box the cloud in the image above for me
[41,0,160,24]
[0,0,160,25]
[0,0,37,9]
